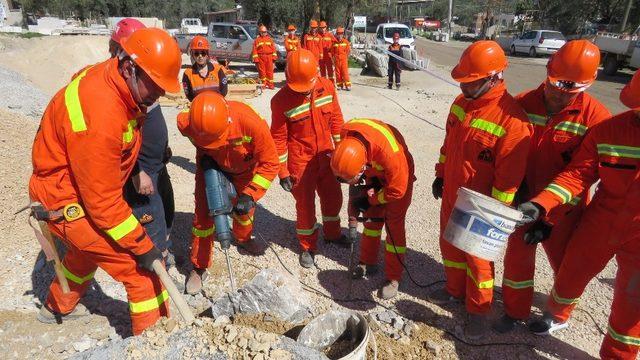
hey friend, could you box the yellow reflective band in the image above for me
[251,174,272,190]
[350,119,400,152]
[467,268,494,289]
[492,187,515,204]
[470,118,507,137]
[597,143,640,159]
[233,136,253,146]
[568,196,581,206]
[332,134,341,141]
[503,278,534,289]
[551,288,579,305]
[62,264,95,285]
[192,226,214,238]
[555,121,588,136]
[527,113,547,126]
[233,215,254,226]
[322,215,340,222]
[279,152,288,163]
[363,228,382,237]
[443,259,467,270]
[608,325,640,346]
[377,190,387,204]
[296,227,316,236]
[545,183,573,205]
[371,161,384,171]
[252,54,259,58]
[284,95,333,118]
[65,69,90,132]
[123,119,138,144]
[106,214,139,241]
[385,242,406,254]
[439,154,446,164]
[450,104,465,122]
[129,290,169,314]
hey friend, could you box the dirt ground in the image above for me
[0,34,618,359]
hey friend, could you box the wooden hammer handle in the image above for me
[152,260,195,324]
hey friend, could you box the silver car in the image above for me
[510,30,566,57]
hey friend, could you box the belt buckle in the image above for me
[62,203,85,222]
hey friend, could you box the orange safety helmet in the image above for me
[285,49,319,93]
[111,18,146,44]
[319,21,327,28]
[331,137,367,182]
[310,20,318,28]
[620,71,640,110]
[287,24,296,32]
[259,25,268,33]
[336,27,345,34]
[190,35,210,51]
[451,40,508,83]
[121,27,182,93]
[546,40,600,93]
[188,92,231,149]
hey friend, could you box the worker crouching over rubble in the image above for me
[331,119,415,299]
[29,28,182,335]
[178,91,279,294]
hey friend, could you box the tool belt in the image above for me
[31,202,85,222]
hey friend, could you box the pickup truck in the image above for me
[594,25,640,75]
[175,22,287,70]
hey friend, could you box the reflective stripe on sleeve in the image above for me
[438,154,446,164]
[129,290,169,314]
[554,121,588,136]
[470,118,507,137]
[545,183,573,204]
[192,226,214,238]
[279,153,288,163]
[597,143,640,159]
[527,113,547,126]
[332,134,341,142]
[450,104,465,122]
[349,119,400,152]
[251,174,272,190]
[376,190,387,204]
[491,187,515,203]
[106,214,140,241]
[122,119,138,144]
[65,69,90,132]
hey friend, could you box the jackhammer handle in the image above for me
[151,260,195,324]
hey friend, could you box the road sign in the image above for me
[353,16,367,29]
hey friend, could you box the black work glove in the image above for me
[517,201,544,226]
[136,246,163,272]
[280,176,294,192]
[352,196,371,213]
[162,146,173,164]
[234,193,255,215]
[348,225,358,244]
[432,177,444,199]
[524,220,553,245]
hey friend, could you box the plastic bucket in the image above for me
[297,310,370,360]
[443,187,523,262]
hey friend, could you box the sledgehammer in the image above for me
[151,260,196,324]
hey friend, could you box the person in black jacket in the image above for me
[388,32,403,90]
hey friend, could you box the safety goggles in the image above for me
[549,79,590,92]
[193,51,208,57]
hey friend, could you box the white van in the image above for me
[375,23,415,50]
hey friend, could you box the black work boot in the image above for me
[299,251,315,268]
[492,314,520,334]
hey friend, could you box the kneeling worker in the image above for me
[178,92,279,294]
[331,118,415,299]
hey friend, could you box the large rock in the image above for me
[365,50,388,77]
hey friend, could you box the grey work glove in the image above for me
[136,246,163,272]
[517,201,544,227]
[280,176,294,192]
[432,177,444,199]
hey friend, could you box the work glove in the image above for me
[136,246,163,272]
[234,193,255,215]
[280,176,294,192]
[352,196,371,213]
[432,177,444,199]
[524,220,553,245]
[517,201,544,226]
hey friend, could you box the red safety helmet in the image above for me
[286,49,319,93]
[620,71,640,110]
[190,35,210,52]
[547,40,600,93]
[331,137,367,182]
[451,40,508,83]
[188,92,231,149]
[111,18,146,44]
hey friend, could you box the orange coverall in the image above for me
[303,33,323,63]
[271,77,344,251]
[503,84,611,320]
[531,110,640,360]
[285,35,300,53]
[177,102,279,269]
[343,119,415,281]
[435,82,532,314]
[29,58,167,335]
[332,38,351,88]
[251,34,277,88]
[319,31,336,81]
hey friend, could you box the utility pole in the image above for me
[621,0,633,33]
[448,0,453,37]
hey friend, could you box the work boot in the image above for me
[37,303,89,324]
[185,268,208,295]
[324,234,350,248]
[378,280,399,299]
[427,287,459,305]
[352,263,379,279]
[237,238,265,255]
[492,314,520,334]
[465,313,488,341]
[345,86,351,91]
[528,312,569,335]
[299,251,315,268]
[387,84,393,89]
[395,84,401,91]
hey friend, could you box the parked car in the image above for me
[179,18,207,35]
[375,23,415,50]
[510,30,566,57]
[175,22,288,70]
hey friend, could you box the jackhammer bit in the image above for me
[347,217,358,299]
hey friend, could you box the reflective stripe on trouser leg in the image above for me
[260,54,274,85]
[439,237,467,299]
[317,163,343,240]
[502,226,537,320]
[464,253,495,314]
[360,221,384,265]
[291,169,319,251]
[190,224,215,270]
[232,207,255,242]
[382,179,412,281]
[256,59,266,84]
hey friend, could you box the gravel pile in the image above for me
[0,65,48,119]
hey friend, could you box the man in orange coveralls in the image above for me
[303,20,323,63]
[271,49,345,268]
[331,118,415,299]
[251,25,277,89]
[182,35,228,100]
[177,91,279,294]
[30,28,182,335]
[429,40,532,339]
[332,27,351,91]
[518,71,640,360]
[284,24,300,54]
[494,40,611,333]
[319,21,336,82]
